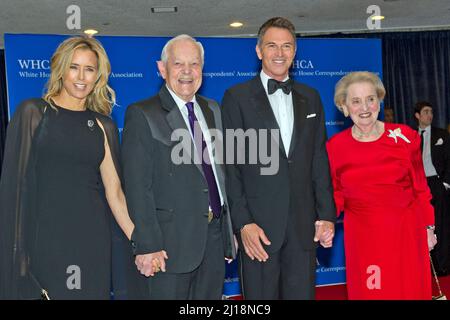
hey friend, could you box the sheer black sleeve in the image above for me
[0,98,46,299]
[96,115,122,181]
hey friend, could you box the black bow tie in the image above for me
[267,78,293,95]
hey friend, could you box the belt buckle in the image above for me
[208,208,213,223]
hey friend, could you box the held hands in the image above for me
[135,250,168,277]
[314,220,335,248]
[240,223,271,262]
[427,229,437,251]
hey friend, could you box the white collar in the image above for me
[165,84,198,111]
[419,125,431,133]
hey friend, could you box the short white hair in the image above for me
[160,34,204,65]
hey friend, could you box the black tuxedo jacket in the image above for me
[221,76,336,252]
[430,126,450,184]
[121,86,236,274]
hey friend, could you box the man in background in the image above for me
[415,101,450,276]
[384,106,395,123]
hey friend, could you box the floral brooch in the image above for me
[387,128,410,143]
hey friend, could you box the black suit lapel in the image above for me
[250,77,287,158]
[159,86,186,131]
[288,87,308,159]
[159,86,204,177]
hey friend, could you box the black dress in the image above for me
[30,104,110,299]
[0,99,133,299]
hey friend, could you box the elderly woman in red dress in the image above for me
[326,71,437,299]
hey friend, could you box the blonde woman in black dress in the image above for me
[0,37,145,299]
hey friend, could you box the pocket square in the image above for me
[306,113,316,119]
[435,138,444,146]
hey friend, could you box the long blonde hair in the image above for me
[44,36,115,115]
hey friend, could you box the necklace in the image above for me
[352,122,382,140]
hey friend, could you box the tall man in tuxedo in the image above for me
[122,34,236,299]
[415,101,450,275]
[221,17,336,299]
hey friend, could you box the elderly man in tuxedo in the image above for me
[415,101,450,276]
[122,34,236,299]
[221,17,336,300]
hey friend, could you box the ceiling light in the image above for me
[84,29,98,36]
[230,22,243,28]
[151,7,177,13]
[371,15,385,21]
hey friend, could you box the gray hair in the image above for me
[160,34,204,65]
[334,71,385,114]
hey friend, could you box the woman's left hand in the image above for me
[427,229,437,251]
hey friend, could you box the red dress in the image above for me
[326,123,433,300]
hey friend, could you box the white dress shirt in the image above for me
[419,125,438,178]
[166,85,224,205]
[260,70,294,156]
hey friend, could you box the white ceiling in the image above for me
[1,0,450,48]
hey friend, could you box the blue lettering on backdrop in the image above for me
[4,34,381,298]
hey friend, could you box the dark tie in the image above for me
[267,78,293,95]
[185,102,221,218]
[420,129,425,154]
